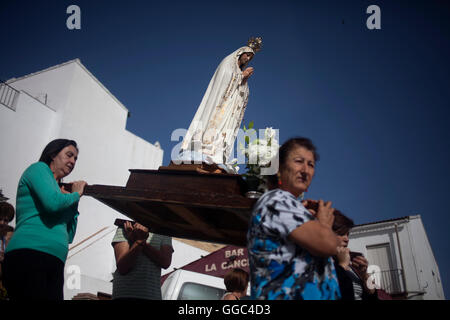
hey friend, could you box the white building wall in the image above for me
[348,216,444,300]
[407,216,445,299]
[162,240,210,276]
[401,219,424,295]
[56,61,165,294]
[5,62,76,113]
[1,59,174,299]
[0,90,58,207]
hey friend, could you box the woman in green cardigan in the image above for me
[3,139,87,300]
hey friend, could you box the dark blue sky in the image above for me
[1,0,449,298]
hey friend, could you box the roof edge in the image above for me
[6,59,81,84]
[6,59,129,113]
[72,59,129,112]
[353,216,412,229]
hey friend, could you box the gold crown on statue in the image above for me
[247,37,263,52]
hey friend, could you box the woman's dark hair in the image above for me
[266,137,319,189]
[332,209,355,236]
[279,137,319,167]
[0,201,15,222]
[224,268,249,293]
[39,139,78,166]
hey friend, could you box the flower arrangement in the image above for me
[239,121,279,195]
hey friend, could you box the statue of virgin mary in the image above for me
[178,37,262,173]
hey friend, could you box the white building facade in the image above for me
[348,215,445,300]
[0,60,205,299]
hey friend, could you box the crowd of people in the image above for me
[0,136,386,301]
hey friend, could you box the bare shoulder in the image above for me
[222,293,237,300]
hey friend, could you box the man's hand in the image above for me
[123,221,135,242]
[132,223,149,242]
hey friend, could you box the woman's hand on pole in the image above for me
[71,180,87,197]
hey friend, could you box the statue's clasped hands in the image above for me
[242,67,254,80]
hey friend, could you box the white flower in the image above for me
[247,141,260,165]
[264,127,276,140]
[244,138,279,166]
[258,139,268,147]
[258,140,279,166]
[225,162,239,173]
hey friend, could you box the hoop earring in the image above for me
[277,174,282,187]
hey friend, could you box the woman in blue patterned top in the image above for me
[247,137,341,300]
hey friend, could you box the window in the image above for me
[366,243,403,293]
[366,243,394,271]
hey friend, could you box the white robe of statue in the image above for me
[180,46,254,171]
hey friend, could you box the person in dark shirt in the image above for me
[331,210,378,300]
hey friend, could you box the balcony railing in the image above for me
[369,268,405,294]
[0,81,19,111]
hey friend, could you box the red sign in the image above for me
[161,245,249,284]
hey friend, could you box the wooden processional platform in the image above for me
[83,164,257,246]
